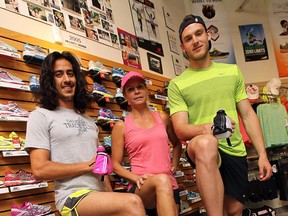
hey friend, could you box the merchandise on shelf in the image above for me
[11,201,52,216]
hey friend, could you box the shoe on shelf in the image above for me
[121,111,129,121]
[7,101,30,117]
[92,83,114,98]
[98,108,120,122]
[112,67,126,78]
[11,201,52,216]
[0,135,14,150]
[209,48,229,60]
[23,43,47,60]
[29,74,40,93]
[187,191,201,201]
[4,169,42,186]
[103,135,111,147]
[115,88,126,102]
[0,69,25,85]
[89,60,111,74]
[0,40,18,53]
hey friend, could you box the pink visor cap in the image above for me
[121,71,145,89]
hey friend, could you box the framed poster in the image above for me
[162,6,175,31]
[147,52,162,74]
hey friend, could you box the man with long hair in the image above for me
[25,51,146,216]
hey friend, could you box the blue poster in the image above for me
[239,24,269,62]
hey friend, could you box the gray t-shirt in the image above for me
[25,107,105,211]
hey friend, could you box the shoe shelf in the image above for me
[0,115,28,121]
[0,81,30,91]
[9,181,48,192]
[0,50,21,59]
[154,94,168,101]
[2,150,29,157]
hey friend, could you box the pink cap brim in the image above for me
[121,71,145,89]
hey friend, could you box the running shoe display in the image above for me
[89,60,111,73]
[97,108,120,122]
[111,67,126,78]
[7,101,30,117]
[121,110,129,121]
[23,43,47,65]
[92,83,114,98]
[187,191,201,202]
[103,135,111,147]
[0,69,25,85]
[11,201,52,216]
[29,74,40,93]
[0,135,14,151]
[0,40,18,53]
[4,169,42,186]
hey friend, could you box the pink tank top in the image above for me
[124,111,178,189]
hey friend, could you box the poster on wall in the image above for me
[171,54,183,76]
[118,28,142,69]
[162,6,175,31]
[266,0,288,77]
[167,30,179,55]
[239,24,269,62]
[128,0,164,57]
[147,52,162,74]
[190,1,236,64]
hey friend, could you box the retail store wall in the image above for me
[0,0,186,80]
[0,0,283,84]
[0,27,171,215]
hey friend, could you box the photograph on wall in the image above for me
[90,10,100,27]
[239,24,268,62]
[110,32,119,49]
[86,27,98,41]
[68,14,85,31]
[172,54,183,76]
[118,28,142,69]
[162,6,175,31]
[267,0,288,77]
[191,1,236,64]
[101,19,114,33]
[27,2,47,21]
[61,0,80,13]
[81,8,93,28]
[5,0,19,12]
[97,28,111,45]
[53,9,66,29]
[129,0,163,57]
[167,30,179,55]
[147,52,162,74]
[50,0,61,10]
[105,7,113,23]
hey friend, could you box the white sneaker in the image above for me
[88,60,111,73]
[0,69,25,85]
[23,43,47,60]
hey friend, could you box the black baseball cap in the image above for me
[179,14,211,49]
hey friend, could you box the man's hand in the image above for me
[258,155,272,181]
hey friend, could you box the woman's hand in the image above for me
[136,173,153,190]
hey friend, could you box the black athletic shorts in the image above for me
[185,148,248,203]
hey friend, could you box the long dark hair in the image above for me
[35,51,92,113]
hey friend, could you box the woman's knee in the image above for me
[152,173,173,188]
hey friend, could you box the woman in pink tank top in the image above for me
[111,71,182,216]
